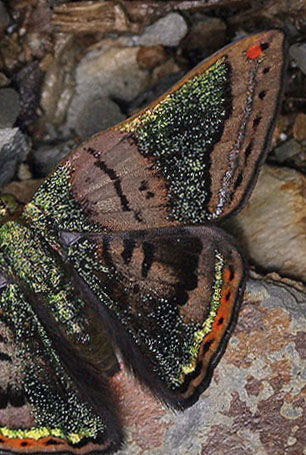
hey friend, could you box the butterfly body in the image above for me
[0,30,286,453]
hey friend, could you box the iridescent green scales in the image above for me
[0,221,88,342]
[121,57,231,223]
[0,281,105,443]
[23,163,100,246]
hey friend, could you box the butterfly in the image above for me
[0,29,286,454]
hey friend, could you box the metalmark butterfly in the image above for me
[0,30,286,454]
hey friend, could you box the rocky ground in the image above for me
[0,1,305,454]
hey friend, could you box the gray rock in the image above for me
[0,1,10,35]
[63,46,149,138]
[0,73,9,88]
[110,278,305,454]
[74,96,125,141]
[0,88,20,128]
[273,138,303,163]
[290,42,306,75]
[0,128,30,187]
[133,13,188,47]
[32,139,78,177]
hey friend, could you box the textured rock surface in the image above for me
[109,279,305,455]
[2,179,43,203]
[290,42,306,75]
[0,1,9,35]
[225,164,306,282]
[132,13,188,47]
[0,88,20,128]
[63,46,149,138]
[0,128,30,187]
[32,139,78,177]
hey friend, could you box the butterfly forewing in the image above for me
[27,29,286,234]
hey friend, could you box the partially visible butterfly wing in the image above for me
[0,263,122,454]
[61,226,245,409]
[24,29,286,235]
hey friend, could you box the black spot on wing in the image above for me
[258,90,266,100]
[233,171,243,190]
[87,147,143,223]
[202,339,213,354]
[245,140,253,160]
[121,238,136,265]
[8,385,25,407]
[146,191,155,199]
[0,352,11,362]
[139,180,148,191]
[253,116,262,128]
[142,242,155,278]
[0,386,8,409]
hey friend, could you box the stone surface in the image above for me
[293,113,306,144]
[0,1,10,36]
[132,13,188,47]
[0,128,30,187]
[182,16,227,63]
[109,278,305,455]
[137,45,168,70]
[12,61,44,129]
[0,88,20,128]
[40,34,77,128]
[225,164,306,283]
[271,138,306,173]
[74,96,125,141]
[2,179,43,203]
[290,42,306,75]
[32,139,78,177]
[0,73,9,87]
[63,46,149,138]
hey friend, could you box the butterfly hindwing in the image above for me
[60,225,245,409]
[0,238,122,454]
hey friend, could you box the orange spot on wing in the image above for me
[247,44,264,60]
[0,435,64,451]
[224,267,234,282]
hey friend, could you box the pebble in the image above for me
[132,13,188,47]
[0,72,9,87]
[182,16,227,62]
[0,128,30,187]
[63,46,149,138]
[32,139,78,177]
[136,45,168,70]
[0,1,10,36]
[290,42,306,75]
[0,88,20,128]
[293,112,306,144]
[226,164,306,282]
